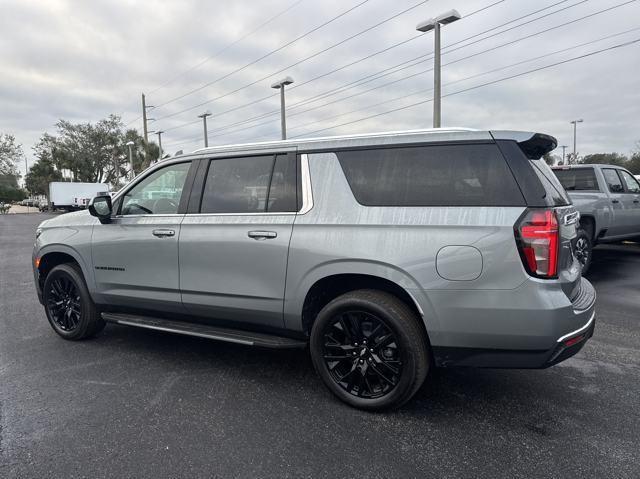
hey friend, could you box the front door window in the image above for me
[121,162,191,215]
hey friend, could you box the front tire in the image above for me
[310,289,430,411]
[43,263,105,340]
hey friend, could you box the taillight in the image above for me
[515,209,559,278]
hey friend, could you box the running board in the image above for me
[101,313,307,349]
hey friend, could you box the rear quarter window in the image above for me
[336,144,525,207]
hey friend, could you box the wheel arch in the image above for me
[579,214,596,239]
[285,263,436,343]
[37,245,92,296]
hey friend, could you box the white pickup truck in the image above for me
[552,164,640,273]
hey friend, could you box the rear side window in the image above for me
[602,168,624,193]
[200,154,298,214]
[528,159,571,206]
[336,144,525,206]
[553,168,599,191]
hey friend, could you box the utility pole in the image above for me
[416,10,461,128]
[142,93,149,145]
[198,112,212,147]
[570,119,583,164]
[561,145,568,165]
[271,76,294,140]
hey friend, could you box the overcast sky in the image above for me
[2,0,640,177]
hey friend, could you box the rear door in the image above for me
[179,152,299,329]
[617,169,640,234]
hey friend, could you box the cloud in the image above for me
[1,0,639,176]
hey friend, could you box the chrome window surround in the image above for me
[113,154,313,218]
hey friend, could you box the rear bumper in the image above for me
[430,277,597,368]
[432,310,595,368]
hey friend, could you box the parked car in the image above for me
[32,129,596,410]
[552,164,640,273]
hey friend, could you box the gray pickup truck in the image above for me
[552,164,640,272]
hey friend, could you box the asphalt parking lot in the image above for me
[1,213,639,478]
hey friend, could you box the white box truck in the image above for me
[48,182,110,212]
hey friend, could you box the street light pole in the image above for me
[156,131,164,162]
[24,157,29,214]
[416,9,461,128]
[271,76,294,140]
[561,145,568,165]
[198,112,212,147]
[126,141,135,180]
[570,119,583,164]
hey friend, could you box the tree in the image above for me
[543,153,560,166]
[579,152,628,166]
[627,142,640,175]
[27,116,156,194]
[0,134,26,202]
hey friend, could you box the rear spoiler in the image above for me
[490,131,558,160]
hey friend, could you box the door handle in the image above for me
[248,230,277,240]
[152,229,175,238]
[612,199,620,204]
[634,199,639,204]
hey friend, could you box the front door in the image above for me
[617,169,640,235]
[179,153,298,329]
[92,160,194,313]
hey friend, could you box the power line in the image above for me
[160,0,508,135]
[287,26,640,134]
[148,0,306,96]
[291,38,640,138]
[152,0,372,110]
[188,26,640,144]
[164,0,615,145]
[154,0,433,121]
[160,0,585,138]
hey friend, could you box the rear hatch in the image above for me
[494,133,582,301]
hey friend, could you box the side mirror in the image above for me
[88,195,113,224]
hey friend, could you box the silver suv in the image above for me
[33,128,596,410]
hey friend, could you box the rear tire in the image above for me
[310,289,429,411]
[43,263,105,340]
[574,229,593,275]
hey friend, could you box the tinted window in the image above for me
[336,144,525,206]
[267,154,297,212]
[200,154,298,213]
[602,168,624,193]
[619,170,640,193]
[553,168,599,191]
[121,162,191,215]
[528,159,571,206]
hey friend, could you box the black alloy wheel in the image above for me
[46,275,82,332]
[310,289,429,411]
[322,311,403,399]
[42,263,105,340]
[574,229,593,274]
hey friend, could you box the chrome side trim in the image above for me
[557,311,596,343]
[299,153,314,215]
[115,320,254,346]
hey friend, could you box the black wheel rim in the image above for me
[46,275,82,332]
[575,237,589,267]
[322,311,403,399]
